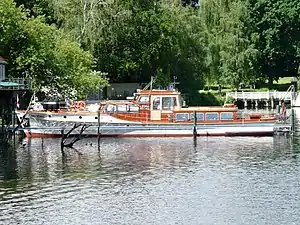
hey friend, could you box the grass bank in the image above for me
[204,77,296,93]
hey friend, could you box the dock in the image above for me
[0,56,32,141]
[226,86,300,108]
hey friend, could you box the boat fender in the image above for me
[280,103,286,120]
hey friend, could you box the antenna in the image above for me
[172,76,180,89]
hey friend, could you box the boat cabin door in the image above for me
[150,96,161,121]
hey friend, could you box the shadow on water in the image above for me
[0,142,18,182]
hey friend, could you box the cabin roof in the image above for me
[105,100,132,104]
[138,89,179,95]
[0,81,23,87]
[175,106,237,112]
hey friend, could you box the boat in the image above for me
[16,83,291,138]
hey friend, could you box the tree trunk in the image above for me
[268,76,273,89]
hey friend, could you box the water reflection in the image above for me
[1,136,297,184]
[0,134,300,224]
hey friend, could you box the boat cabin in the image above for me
[100,89,245,123]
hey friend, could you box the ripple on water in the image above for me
[0,136,300,225]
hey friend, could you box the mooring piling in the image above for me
[290,108,295,134]
[193,111,197,137]
[97,109,101,152]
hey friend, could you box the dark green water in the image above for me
[1,110,300,225]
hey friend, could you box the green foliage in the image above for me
[2,0,300,103]
[14,0,55,24]
[201,0,260,89]
[190,92,226,106]
[49,0,207,97]
[0,0,107,100]
[248,0,300,80]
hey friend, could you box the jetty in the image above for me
[225,85,300,108]
[0,56,32,140]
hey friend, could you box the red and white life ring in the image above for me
[71,101,86,111]
[76,101,86,110]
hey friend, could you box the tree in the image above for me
[14,0,56,24]
[50,0,207,97]
[0,0,108,100]
[248,0,300,86]
[201,0,259,89]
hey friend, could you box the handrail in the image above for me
[226,91,293,100]
[280,84,295,101]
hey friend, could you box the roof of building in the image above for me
[0,56,8,64]
[0,81,23,87]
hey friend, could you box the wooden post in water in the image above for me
[97,109,100,152]
[60,129,65,156]
[193,111,197,137]
[97,110,100,137]
[290,108,295,134]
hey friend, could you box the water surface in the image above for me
[1,109,300,225]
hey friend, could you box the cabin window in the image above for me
[162,97,177,110]
[116,104,127,112]
[205,112,219,120]
[138,96,149,103]
[190,112,204,120]
[220,112,233,120]
[176,113,189,122]
[152,97,161,110]
[113,104,139,113]
[105,104,116,113]
[128,104,139,113]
